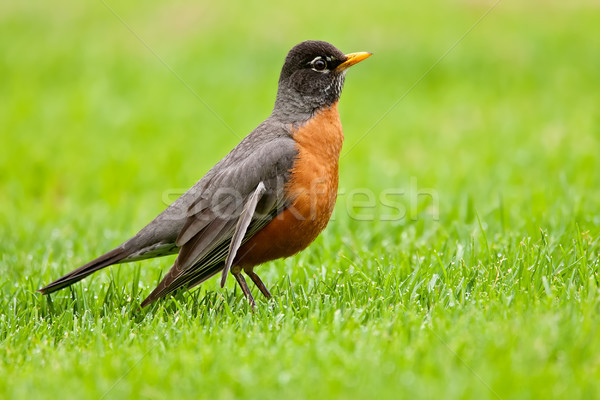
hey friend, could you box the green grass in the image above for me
[2,0,600,398]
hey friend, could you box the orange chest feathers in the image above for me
[286,102,344,222]
[234,103,344,268]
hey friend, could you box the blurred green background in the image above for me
[1,0,599,399]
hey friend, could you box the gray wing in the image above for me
[221,181,267,287]
[140,125,297,306]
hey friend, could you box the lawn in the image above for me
[1,0,599,399]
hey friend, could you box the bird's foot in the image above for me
[246,270,272,299]
[233,271,256,309]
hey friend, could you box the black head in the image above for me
[272,40,371,121]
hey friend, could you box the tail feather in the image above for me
[139,262,223,308]
[38,247,131,295]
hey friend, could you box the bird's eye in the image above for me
[312,58,327,71]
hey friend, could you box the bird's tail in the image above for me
[140,261,223,308]
[38,247,132,295]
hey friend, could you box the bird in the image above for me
[38,40,372,308]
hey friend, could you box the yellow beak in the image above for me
[336,52,373,72]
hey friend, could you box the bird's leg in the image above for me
[246,270,272,299]
[232,270,256,308]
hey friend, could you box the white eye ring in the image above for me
[310,57,328,72]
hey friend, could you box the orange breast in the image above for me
[235,103,344,268]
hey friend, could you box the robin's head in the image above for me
[273,40,371,121]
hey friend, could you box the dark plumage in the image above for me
[275,41,348,116]
[38,40,372,308]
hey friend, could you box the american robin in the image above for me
[38,40,372,307]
